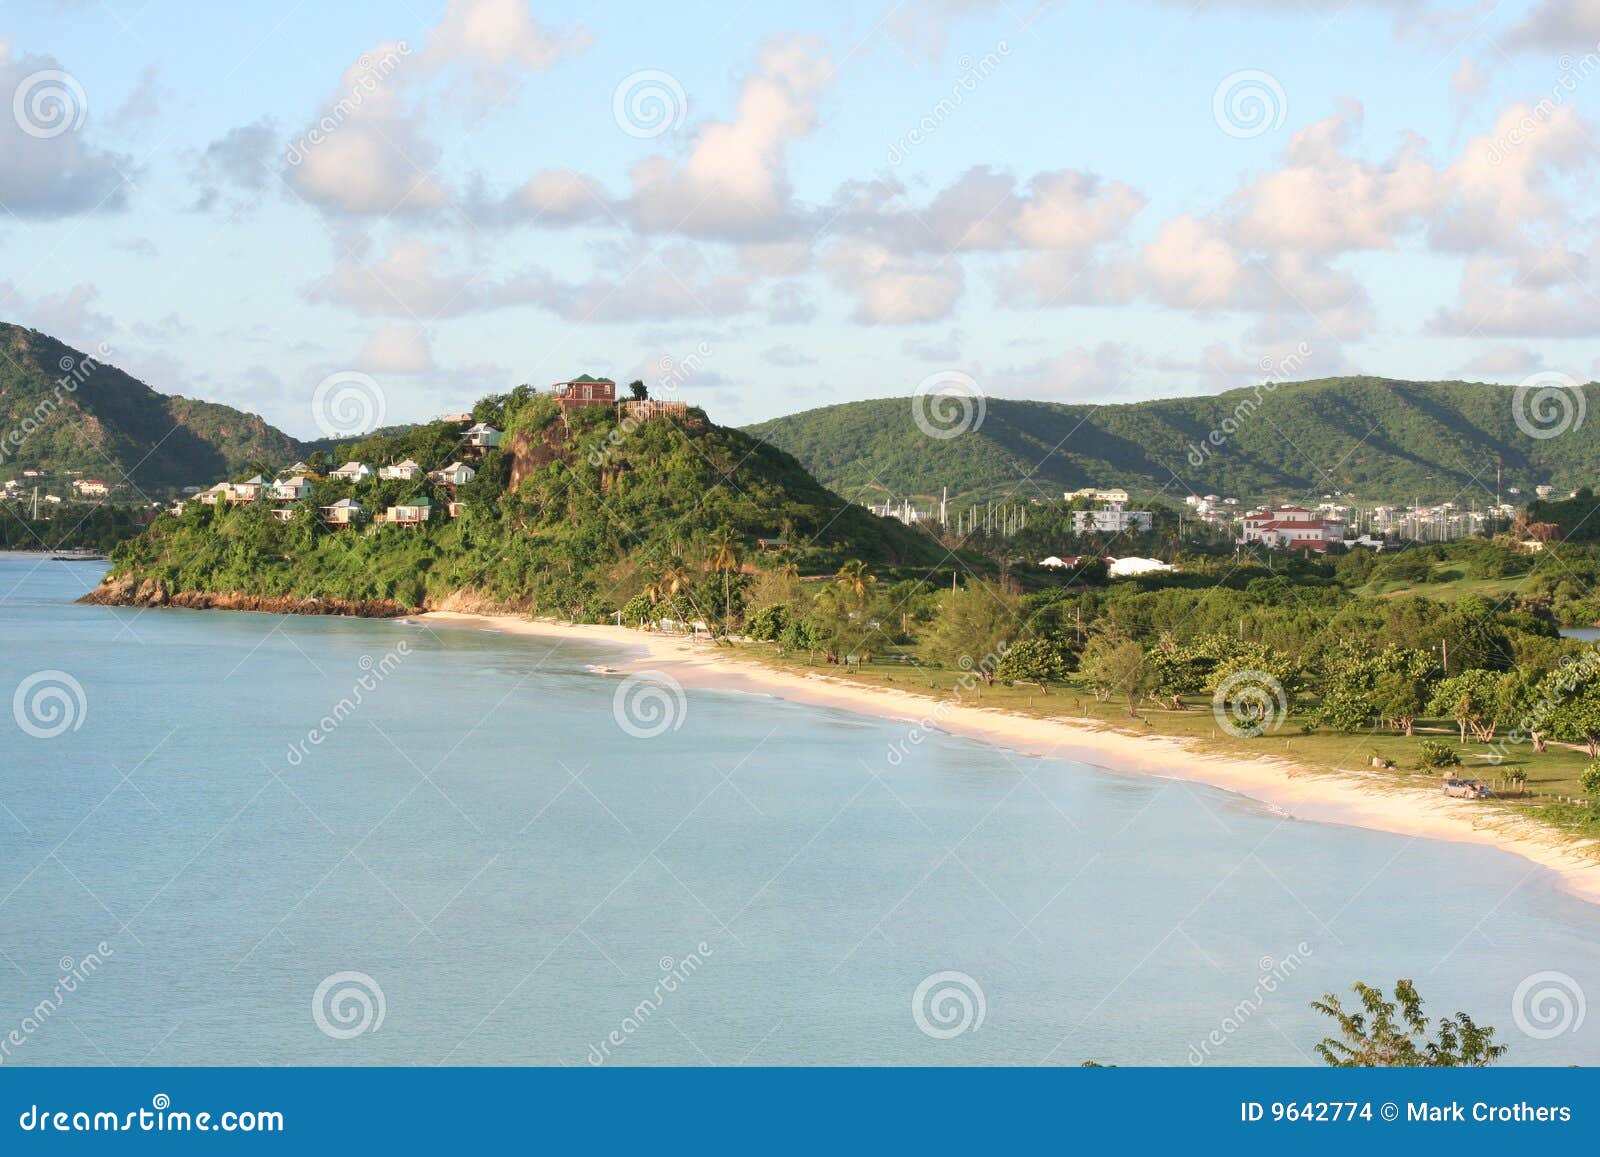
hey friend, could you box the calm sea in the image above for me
[2,554,1597,1066]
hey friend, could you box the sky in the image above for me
[2,0,1599,439]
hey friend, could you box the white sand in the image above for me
[420,610,1600,906]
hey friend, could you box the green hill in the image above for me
[745,377,1600,504]
[0,323,299,493]
[86,388,945,617]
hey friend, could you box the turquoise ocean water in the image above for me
[2,555,1596,1066]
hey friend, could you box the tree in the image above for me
[1313,980,1506,1067]
[1428,669,1504,744]
[834,559,877,607]
[1371,647,1437,737]
[1078,633,1146,716]
[995,637,1069,686]
[628,379,648,401]
[1582,759,1600,801]
[921,581,1020,685]
[706,528,741,629]
[1543,670,1600,757]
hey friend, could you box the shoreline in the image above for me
[420,609,1600,908]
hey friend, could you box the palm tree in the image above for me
[834,559,876,606]
[706,528,741,628]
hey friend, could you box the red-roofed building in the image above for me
[1241,506,1344,551]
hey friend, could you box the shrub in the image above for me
[1417,740,1461,769]
[1581,760,1600,801]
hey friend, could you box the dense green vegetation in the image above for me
[103,390,946,613]
[746,377,1599,504]
[0,323,300,491]
[0,501,147,552]
[733,534,1600,834]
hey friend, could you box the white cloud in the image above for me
[626,36,834,240]
[1457,344,1546,378]
[0,38,131,216]
[1506,0,1600,50]
[822,240,964,323]
[357,324,435,373]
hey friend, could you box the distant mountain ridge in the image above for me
[744,377,1600,504]
[0,323,300,493]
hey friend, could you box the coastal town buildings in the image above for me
[1072,502,1153,535]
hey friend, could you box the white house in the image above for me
[1065,487,1130,504]
[72,478,110,498]
[1240,505,1345,552]
[1072,502,1153,535]
[379,459,422,481]
[233,475,268,500]
[385,496,432,526]
[270,475,313,501]
[331,461,372,483]
[431,461,476,486]
[286,461,312,474]
[320,498,363,526]
[464,423,502,449]
[198,482,234,506]
[1106,556,1173,577]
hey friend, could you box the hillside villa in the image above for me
[331,461,373,482]
[385,496,432,526]
[1240,505,1345,551]
[270,475,313,501]
[72,478,110,498]
[379,459,422,481]
[320,498,362,526]
[464,423,502,449]
[431,461,476,486]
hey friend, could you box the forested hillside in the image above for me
[746,377,1599,503]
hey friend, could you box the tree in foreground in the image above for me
[1312,979,1505,1067]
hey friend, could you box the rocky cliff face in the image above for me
[79,575,409,617]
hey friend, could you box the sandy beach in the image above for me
[421,609,1600,906]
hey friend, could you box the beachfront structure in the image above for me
[385,496,433,526]
[1072,502,1153,535]
[270,475,313,501]
[331,461,373,483]
[1240,505,1345,552]
[379,459,422,481]
[431,461,476,486]
[320,498,363,526]
[464,423,502,449]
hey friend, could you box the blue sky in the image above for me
[2,0,1598,438]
